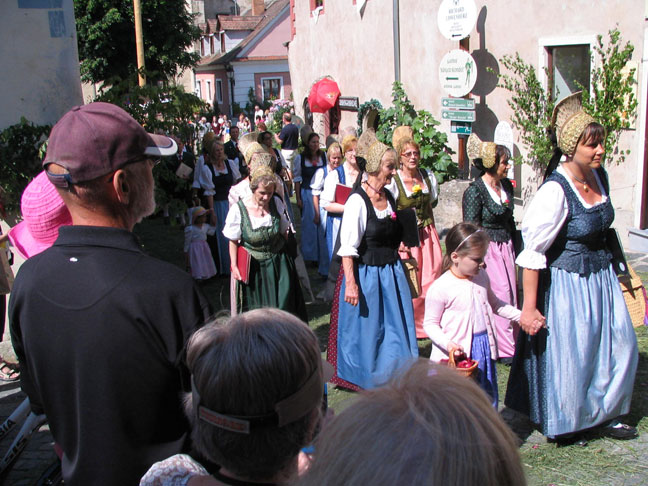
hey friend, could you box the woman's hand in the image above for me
[519,307,546,335]
[399,243,409,253]
[344,280,359,306]
[313,212,320,225]
[296,198,303,210]
[210,212,217,226]
[231,265,243,281]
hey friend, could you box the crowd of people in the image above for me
[0,91,641,484]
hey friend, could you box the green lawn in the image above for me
[134,215,648,486]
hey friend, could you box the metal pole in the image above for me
[133,0,146,86]
[392,0,400,83]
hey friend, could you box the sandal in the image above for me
[0,359,20,382]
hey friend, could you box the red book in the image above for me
[335,184,352,204]
[237,245,251,284]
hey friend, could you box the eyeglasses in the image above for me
[146,157,162,168]
[401,151,420,158]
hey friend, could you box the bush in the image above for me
[376,82,456,183]
[0,118,51,214]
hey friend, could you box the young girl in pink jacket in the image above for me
[423,222,522,407]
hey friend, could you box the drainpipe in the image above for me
[393,0,400,83]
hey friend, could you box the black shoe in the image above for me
[548,434,588,447]
[601,422,638,440]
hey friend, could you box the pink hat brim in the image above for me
[7,220,69,260]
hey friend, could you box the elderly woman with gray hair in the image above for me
[327,131,418,391]
[141,308,332,486]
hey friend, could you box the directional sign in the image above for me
[437,0,477,41]
[451,121,473,135]
[438,50,477,97]
[442,97,475,109]
[442,109,475,122]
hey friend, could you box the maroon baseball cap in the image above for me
[43,102,177,187]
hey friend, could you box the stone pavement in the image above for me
[0,249,646,484]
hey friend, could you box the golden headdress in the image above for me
[357,129,391,173]
[237,132,263,164]
[551,91,596,156]
[392,126,414,155]
[466,134,497,169]
[249,165,275,187]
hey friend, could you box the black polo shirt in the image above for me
[278,123,299,150]
[10,226,211,486]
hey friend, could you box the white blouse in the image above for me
[197,159,241,196]
[515,165,608,270]
[222,196,290,241]
[386,169,439,202]
[321,162,360,210]
[483,179,509,205]
[292,154,324,183]
[311,165,335,195]
[337,189,395,258]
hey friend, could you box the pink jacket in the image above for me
[423,269,521,363]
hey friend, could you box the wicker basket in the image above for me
[619,264,647,328]
[448,351,479,378]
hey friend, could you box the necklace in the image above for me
[563,165,590,192]
[364,180,384,195]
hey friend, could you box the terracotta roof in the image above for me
[217,15,262,31]
[198,0,289,68]
[199,19,219,34]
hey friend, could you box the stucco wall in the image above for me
[288,0,647,242]
[245,9,291,57]
[1,0,82,129]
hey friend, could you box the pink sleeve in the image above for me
[422,284,451,352]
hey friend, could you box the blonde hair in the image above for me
[342,135,358,155]
[296,360,526,486]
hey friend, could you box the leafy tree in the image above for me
[497,28,637,166]
[496,54,555,166]
[580,28,638,164]
[0,119,51,214]
[376,82,456,183]
[75,0,201,84]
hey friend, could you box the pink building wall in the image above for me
[254,71,292,100]
[245,10,290,58]
[196,71,231,114]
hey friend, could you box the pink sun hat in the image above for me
[7,171,72,259]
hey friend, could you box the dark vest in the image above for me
[545,169,614,275]
[207,159,234,201]
[300,152,326,188]
[356,189,402,266]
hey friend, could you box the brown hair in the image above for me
[578,122,606,148]
[296,360,526,486]
[474,145,511,176]
[184,309,322,481]
[442,222,490,273]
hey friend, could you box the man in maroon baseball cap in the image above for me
[10,102,211,485]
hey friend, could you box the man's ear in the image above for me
[112,169,130,205]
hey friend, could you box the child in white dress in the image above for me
[184,207,217,280]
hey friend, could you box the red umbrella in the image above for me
[308,78,341,113]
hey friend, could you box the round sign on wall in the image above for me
[437,0,477,41]
[438,50,477,97]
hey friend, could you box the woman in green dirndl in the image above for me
[223,166,308,321]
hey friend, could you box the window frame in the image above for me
[260,77,283,102]
[206,80,212,103]
[538,35,596,102]
[215,79,223,104]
